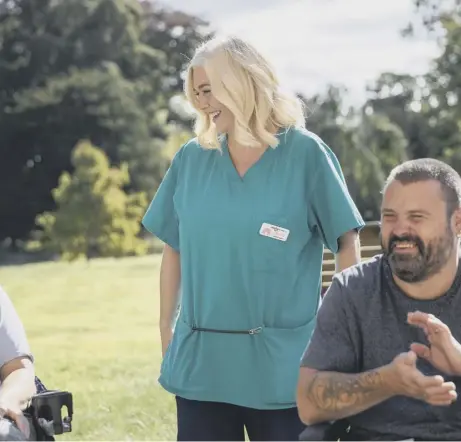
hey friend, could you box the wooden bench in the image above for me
[321,222,381,291]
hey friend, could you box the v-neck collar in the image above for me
[220,128,290,182]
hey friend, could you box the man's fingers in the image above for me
[427,318,450,336]
[408,311,450,336]
[421,381,456,406]
[402,350,418,366]
[407,311,431,324]
[425,382,456,396]
[410,343,431,360]
[425,389,457,406]
[414,373,445,388]
[407,315,432,336]
[407,311,439,327]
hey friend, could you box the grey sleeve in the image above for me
[0,287,33,368]
[301,278,360,373]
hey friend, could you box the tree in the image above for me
[301,85,357,175]
[0,0,207,244]
[352,112,409,219]
[364,73,436,159]
[402,0,461,171]
[140,1,209,98]
[30,140,148,261]
[300,84,410,220]
[163,126,194,161]
[403,0,461,36]
[294,0,461,221]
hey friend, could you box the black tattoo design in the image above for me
[306,371,383,412]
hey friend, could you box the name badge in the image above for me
[259,223,290,242]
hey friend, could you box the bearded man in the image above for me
[297,158,461,441]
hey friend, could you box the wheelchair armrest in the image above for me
[299,420,351,441]
[299,422,332,441]
[30,389,73,436]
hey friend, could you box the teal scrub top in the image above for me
[142,126,365,410]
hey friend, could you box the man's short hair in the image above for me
[384,158,461,216]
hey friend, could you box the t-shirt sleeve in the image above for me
[308,138,365,253]
[0,287,33,369]
[301,278,360,373]
[142,148,183,252]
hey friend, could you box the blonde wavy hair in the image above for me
[184,35,306,150]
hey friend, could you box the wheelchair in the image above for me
[21,376,73,441]
[299,420,414,441]
[299,420,353,441]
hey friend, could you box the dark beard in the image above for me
[381,229,455,283]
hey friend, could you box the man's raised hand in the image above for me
[408,311,461,376]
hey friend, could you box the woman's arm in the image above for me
[159,244,181,357]
[335,230,361,272]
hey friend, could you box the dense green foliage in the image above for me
[0,0,202,244]
[0,0,459,257]
[301,0,461,219]
[30,140,148,260]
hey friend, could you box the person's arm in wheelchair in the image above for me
[297,364,394,425]
[297,279,457,429]
[0,357,35,424]
[0,287,36,437]
[296,279,390,426]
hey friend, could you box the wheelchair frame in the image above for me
[24,377,73,441]
[299,420,352,441]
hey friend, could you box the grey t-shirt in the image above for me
[0,286,32,370]
[301,255,461,441]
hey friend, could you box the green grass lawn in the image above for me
[0,255,176,441]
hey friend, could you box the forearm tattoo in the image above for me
[305,370,384,412]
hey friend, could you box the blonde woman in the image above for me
[143,35,365,441]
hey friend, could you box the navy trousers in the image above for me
[176,396,305,441]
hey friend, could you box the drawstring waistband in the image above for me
[191,325,263,335]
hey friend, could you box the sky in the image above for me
[166,0,441,105]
